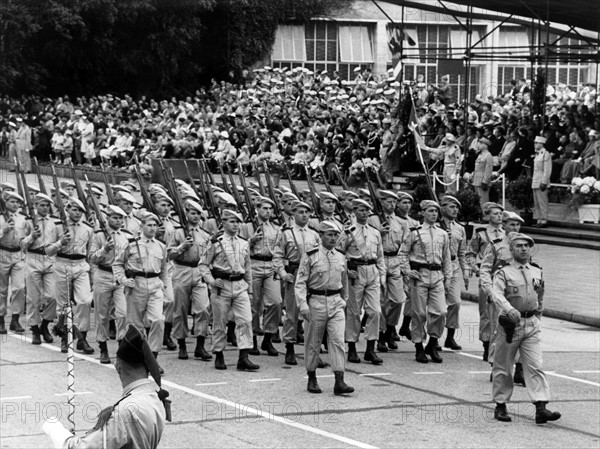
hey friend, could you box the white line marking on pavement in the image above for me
[573,370,600,374]
[195,382,228,387]
[9,333,378,449]
[302,374,335,379]
[248,378,281,383]
[468,371,491,374]
[413,372,444,375]
[359,373,392,377]
[0,396,32,401]
[55,392,93,396]
[546,371,600,387]
[458,352,482,360]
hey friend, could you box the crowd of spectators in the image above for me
[1,68,599,187]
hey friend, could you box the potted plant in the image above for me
[506,174,534,225]
[568,176,600,223]
[455,183,483,239]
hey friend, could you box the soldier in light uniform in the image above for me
[199,209,259,371]
[21,193,60,344]
[337,198,386,365]
[280,192,299,227]
[88,205,132,363]
[296,221,355,395]
[439,195,469,350]
[117,191,141,236]
[491,233,561,425]
[168,200,212,361]
[0,192,27,334]
[274,200,320,366]
[339,190,358,225]
[367,190,410,352]
[113,212,169,371]
[467,202,505,361]
[309,191,343,229]
[402,200,452,363]
[46,198,95,353]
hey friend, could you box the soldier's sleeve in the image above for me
[398,221,411,273]
[198,241,216,285]
[466,232,479,266]
[45,223,64,257]
[243,242,252,292]
[491,268,513,315]
[457,227,469,274]
[272,228,285,275]
[479,245,495,296]
[113,242,130,285]
[294,252,310,311]
[88,232,106,265]
[441,232,452,280]
[84,227,94,263]
[367,215,379,228]
[159,244,168,285]
[19,220,33,250]
[166,228,182,260]
[375,232,386,278]
[336,230,348,254]
[340,255,349,302]
[64,409,129,449]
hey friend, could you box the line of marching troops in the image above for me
[0,170,560,422]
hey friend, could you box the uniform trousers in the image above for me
[492,316,551,404]
[402,275,412,318]
[380,255,404,332]
[172,265,209,339]
[305,294,346,372]
[210,279,253,352]
[478,284,492,342]
[487,301,502,364]
[163,262,175,323]
[345,265,381,342]
[282,272,300,344]
[445,264,462,329]
[251,263,281,334]
[125,277,164,353]
[0,250,25,317]
[409,270,446,344]
[93,270,126,342]
[533,188,549,221]
[475,186,490,209]
[25,254,56,326]
[54,260,92,332]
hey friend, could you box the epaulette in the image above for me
[335,247,345,255]
[492,238,503,244]
[476,227,486,233]
[82,221,93,228]
[122,229,133,235]
[94,229,104,234]
[410,226,421,231]
[174,225,183,229]
[54,220,63,225]
[282,226,293,232]
[308,225,319,233]
[306,247,319,256]
[530,261,542,269]
[237,235,248,241]
[128,237,137,243]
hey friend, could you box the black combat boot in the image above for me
[0,316,6,334]
[162,322,177,351]
[178,339,188,360]
[333,371,355,395]
[513,362,526,386]
[494,403,512,422]
[415,342,429,363]
[248,336,260,356]
[364,340,383,365]
[271,329,281,343]
[444,328,462,350]
[307,371,322,394]
[214,351,227,370]
[347,342,360,363]
[425,337,443,363]
[377,332,388,353]
[535,401,561,424]
[9,314,24,333]
[152,352,164,375]
[285,343,297,365]
[41,320,54,343]
[226,322,237,347]
[99,341,110,364]
[108,319,117,340]
[260,333,279,356]
[296,321,304,344]
[398,316,412,340]
[385,326,398,350]
[61,335,68,353]
[76,331,95,354]
[482,341,490,362]
[317,357,330,369]
[30,325,42,345]
[237,349,260,371]
[194,336,212,360]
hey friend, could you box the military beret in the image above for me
[440,195,461,208]
[420,199,441,211]
[508,232,535,246]
[182,191,200,202]
[34,193,54,205]
[185,199,203,213]
[352,198,372,210]
[61,181,76,189]
[247,188,260,197]
[256,196,275,208]
[216,192,237,206]
[319,191,338,202]
[379,190,399,201]
[120,181,138,192]
[5,191,24,203]
[0,181,16,191]
[51,187,70,198]
[482,202,504,214]
[357,188,370,198]
[141,212,160,224]
[67,197,86,211]
[320,220,341,233]
[28,184,40,194]
[117,325,162,387]
[339,190,359,200]
[534,136,547,144]
[117,191,137,204]
[221,209,243,222]
[502,211,524,223]
[281,192,299,202]
[89,184,103,196]
[154,193,174,206]
[105,204,127,217]
[396,191,414,202]
[112,185,132,195]
[148,184,168,195]
[278,185,291,194]
[291,200,312,212]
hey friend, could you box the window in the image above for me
[450,28,482,58]
[497,66,533,96]
[386,27,419,62]
[305,22,338,63]
[339,26,373,62]
[272,25,306,61]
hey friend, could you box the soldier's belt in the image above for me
[27,247,46,255]
[174,260,200,268]
[348,258,377,267]
[130,271,160,279]
[251,254,273,261]
[98,265,113,273]
[410,261,442,271]
[211,270,245,281]
[308,288,342,296]
[383,250,400,257]
[0,244,20,252]
[285,262,299,274]
[57,253,86,260]
[520,310,537,318]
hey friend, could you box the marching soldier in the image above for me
[280,192,298,227]
[274,200,320,366]
[309,191,343,229]
[337,199,386,365]
[339,190,358,225]
[198,209,259,371]
[21,193,60,344]
[88,205,132,363]
[113,212,169,372]
[402,200,452,363]
[168,200,212,361]
[439,195,469,350]
[116,191,141,236]
[468,202,505,361]
[492,233,561,425]
[0,192,27,334]
[295,221,354,395]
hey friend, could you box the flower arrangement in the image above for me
[347,158,381,187]
[568,176,600,207]
[252,151,286,174]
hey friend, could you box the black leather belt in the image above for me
[251,254,273,261]
[130,271,160,278]
[174,260,200,268]
[57,253,86,260]
[98,265,113,273]
[410,261,442,271]
[521,310,537,318]
[384,251,399,257]
[349,259,377,266]
[0,245,20,252]
[212,270,244,281]
[285,262,299,274]
[308,288,342,296]
[27,247,46,255]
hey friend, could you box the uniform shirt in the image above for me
[167,224,210,263]
[492,260,544,315]
[337,222,386,278]
[122,213,141,236]
[441,217,469,273]
[295,245,349,311]
[402,222,452,280]
[0,212,28,248]
[198,232,252,286]
[244,220,284,266]
[88,228,133,267]
[467,225,504,265]
[532,148,552,188]
[113,236,168,285]
[156,215,177,245]
[281,212,294,228]
[46,219,94,258]
[367,213,410,256]
[309,213,342,230]
[274,223,320,277]
[398,214,420,229]
[472,150,493,186]
[20,214,61,254]
[479,234,513,297]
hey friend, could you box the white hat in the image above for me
[34,193,54,205]
[105,205,127,217]
[185,199,203,213]
[67,198,86,211]
[534,136,547,144]
[117,191,137,204]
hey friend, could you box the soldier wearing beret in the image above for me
[339,190,358,225]
[116,191,141,236]
[309,191,343,229]
[492,234,560,425]
[472,137,494,209]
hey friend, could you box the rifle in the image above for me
[197,159,220,223]
[332,165,349,190]
[283,164,300,199]
[16,158,38,229]
[32,157,48,195]
[303,161,323,220]
[237,162,259,227]
[218,164,233,196]
[13,157,25,199]
[69,163,93,222]
[253,168,267,196]
[184,161,209,212]
[159,160,190,237]
[227,168,249,221]
[100,163,117,205]
[319,165,350,224]
[84,174,109,238]
[133,156,159,217]
[50,162,69,227]
[366,166,388,227]
[262,161,283,222]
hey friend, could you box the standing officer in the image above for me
[198,209,259,371]
[274,200,320,365]
[88,205,131,363]
[468,202,505,361]
[113,212,168,371]
[168,200,212,361]
[492,233,561,425]
[337,199,386,365]
[46,198,95,354]
[21,193,60,344]
[367,190,410,352]
[531,136,552,228]
[402,200,452,363]
[295,221,354,395]
[439,195,469,350]
[472,137,494,210]
[0,191,27,334]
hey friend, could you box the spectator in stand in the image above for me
[472,137,494,209]
[531,136,553,228]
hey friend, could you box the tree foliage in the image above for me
[0,0,346,97]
